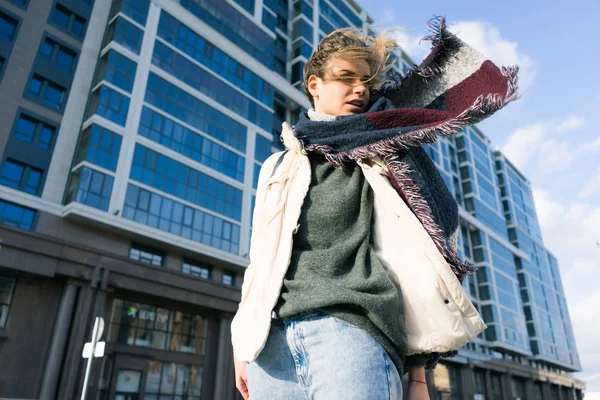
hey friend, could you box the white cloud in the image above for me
[501,116,598,174]
[532,189,600,391]
[557,115,585,133]
[448,21,537,91]
[579,167,600,200]
[580,137,600,154]
[500,124,544,169]
[537,139,575,173]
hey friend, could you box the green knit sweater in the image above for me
[274,154,425,375]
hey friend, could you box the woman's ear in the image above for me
[307,75,319,99]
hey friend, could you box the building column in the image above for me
[501,371,513,400]
[460,364,474,399]
[214,316,235,400]
[542,380,553,400]
[39,283,78,400]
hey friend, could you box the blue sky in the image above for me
[357,0,600,394]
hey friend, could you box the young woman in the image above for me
[231,20,518,400]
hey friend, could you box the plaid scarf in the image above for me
[294,17,519,286]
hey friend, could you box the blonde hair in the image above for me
[302,28,397,107]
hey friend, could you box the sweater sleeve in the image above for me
[404,354,426,371]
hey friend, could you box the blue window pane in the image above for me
[254,134,272,163]
[27,76,42,97]
[68,167,114,211]
[94,85,130,126]
[40,39,53,61]
[123,184,240,254]
[253,163,260,189]
[319,1,352,30]
[0,200,35,230]
[326,0,362,26]
[14,115,37,143]
[77,124,122,171]
[0,160,24,189]
[101,50,137,93]
[175,0,274,68]
[116,0,150,25]
[23,168,42,194]
[51,6,69,30]
[56,47,76,72]
[71,17,84,37]
[262,8,276,31]
[38,125,55,149]
[145,73,247,152]
[43,82,65,109]
[110,17,143,54]
[0,13,18,42]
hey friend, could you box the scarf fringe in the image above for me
[386,159,475,282]
[305,88,516,168]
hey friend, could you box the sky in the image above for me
[357,0,600,394]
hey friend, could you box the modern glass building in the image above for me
[0,0,583,399]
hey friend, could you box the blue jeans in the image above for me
[246,312,403,399]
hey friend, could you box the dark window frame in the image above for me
[0,8,20,43]
[0,158,44,196]
[221,271,234,286]
[181,259,212,280]
[129,243,166,267]
[10,109,59,150]
[48,2,88,39]
[0,199,37,231]
[38,33,79,73]
[24,73,68,112]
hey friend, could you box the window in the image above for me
[222,272,234,286]
[50,4,87,39]
[39,37,78,72]
[0,159,43,195]
[182,260,211,279]
[75,124,122,171]
[0,199,35,230]
[105,16,143,54]
[129,244,164,266]
[138,107,245,182]
[12,113,56,149]
[66,166,114,210]
[123,184,241,254]
[107,299,208,357]
[26,74,67,110]
[0,57,4,74]
[96,50,137,93]
[254,134,272,163]
[130,145,243,220]
[0,276,16,328]
[151,42,273,133]
[0,11,18,42]
[145,73,247,151]
[90,85,130,126]
[111,0,150,25]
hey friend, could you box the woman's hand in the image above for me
[234,354,250,399]
[407,367,430,400]
[407,380,430,400]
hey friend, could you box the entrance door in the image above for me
[109,355,149,400]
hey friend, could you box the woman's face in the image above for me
[308,57,372,116]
